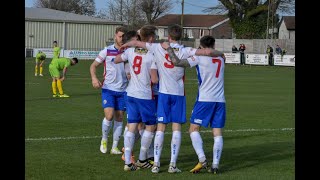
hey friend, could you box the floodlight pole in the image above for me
[266,0,270,50]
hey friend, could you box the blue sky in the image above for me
[25,0,219,14]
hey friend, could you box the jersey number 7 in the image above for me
[212,58,222,78]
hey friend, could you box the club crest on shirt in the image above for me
[172,47,180,52]
[134,47,148,55]
[191,56,195,61]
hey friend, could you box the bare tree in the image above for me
[203,0,294,17]
[139,0,172,24]
[77,0,96,16]
[34,0,96,16]
[104,0,172,26]
[105,0,124,21]
[202,0,295,38]
[95,9,108,19]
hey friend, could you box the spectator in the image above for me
[282,49,287,56]
[275,45,282,55]
[232,45,238,53]
[239,44,246,65]
[266,45,274,66]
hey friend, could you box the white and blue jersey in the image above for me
[95,44,128,92]
[95,44,128,110]
[120,47,157,124]
[187,55,226,128]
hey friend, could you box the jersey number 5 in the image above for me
[133,56,142,74]
[164,54,174,68]
[212,58,222,78]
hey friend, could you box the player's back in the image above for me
[36,52,44,59]
[196,55,225,102]
[51,57,70,70]
[146,42,189,96]
[39,52,46,59]
[123,47,154,100]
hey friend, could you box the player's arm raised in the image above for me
[120,40,147,50]
[195,48,224,58]
[161,42,190,67]
[168,47,191,67]
[114,53,125,64]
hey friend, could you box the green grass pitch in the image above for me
[25,58,295,180]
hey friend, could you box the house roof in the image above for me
[283,16,295,30]
[25,7,123,25]
[154,14,229,28]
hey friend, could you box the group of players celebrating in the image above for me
[89,24,226,174]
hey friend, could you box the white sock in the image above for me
[112,121,123,149]
[139,129,145,136]
[213,136,223,168]
[139,130,154,161]
[190,131,206,162]
[154,131,164,167]
[123,126,128,137]
[170,131,181,167]
[124,131,135,165]
[147,138,154,159]
[102,118,112,140]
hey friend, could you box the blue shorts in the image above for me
[101,89,126,111]
[190,101,226,128]
[154,95,158,110]
[126,96,157,125]
[157,92,186,124]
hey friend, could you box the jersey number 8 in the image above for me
[133,56,142,74]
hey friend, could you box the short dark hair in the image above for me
[200,35,215,48]
[53,41,57,44]
[168,24,182,41]
[72,57,78,64]
[122,30,138,44]
[140,25,157,42]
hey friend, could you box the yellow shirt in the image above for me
[53,46,61,58]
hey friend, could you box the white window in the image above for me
[164,28,168,37]
[199,29,204,37]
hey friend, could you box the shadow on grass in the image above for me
[177,139,294,173]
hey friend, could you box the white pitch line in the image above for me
[25,128,294,142]
[25,82,40,85]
